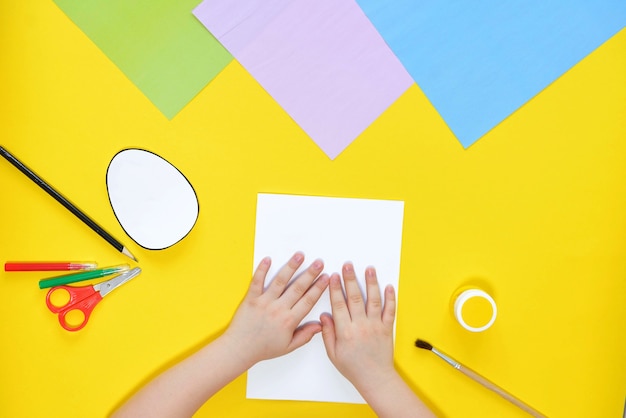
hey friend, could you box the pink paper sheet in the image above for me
[193,0,413,159]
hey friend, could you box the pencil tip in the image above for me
[415,339,433,350]
[122,247,137,262]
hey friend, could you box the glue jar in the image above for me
[451,286,497,332]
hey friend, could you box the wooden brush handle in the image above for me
[459,365,547,418]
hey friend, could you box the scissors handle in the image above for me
[46,285,103,331]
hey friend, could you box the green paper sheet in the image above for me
[54,0,232,119]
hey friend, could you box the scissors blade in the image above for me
[95,267,141,298]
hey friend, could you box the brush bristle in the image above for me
[415,339,433,350]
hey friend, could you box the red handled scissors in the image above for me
[46,267,141,331]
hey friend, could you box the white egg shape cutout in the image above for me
[106,149,199,250]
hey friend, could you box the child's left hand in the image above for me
[222,252,330,367]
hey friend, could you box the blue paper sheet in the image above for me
[356,1,626,147]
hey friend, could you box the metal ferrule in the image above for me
[432,348,460,369]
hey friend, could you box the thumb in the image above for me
[320,313,336,360]
[287,321,322,353]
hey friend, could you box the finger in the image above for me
[290,273,329,319]
[286,321,322,353]
[320,313,336,361]
[382,285,396,328]
[364,266,383,319]
[265,252,304,299]
[247,257,271,298]
[342,262,366,320]
[281,259,324,308]
[328,273,350,327]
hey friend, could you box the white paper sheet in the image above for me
[248,193,405,404]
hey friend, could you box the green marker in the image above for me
[38,264,130,289]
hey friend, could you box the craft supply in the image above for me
[46,267,141,331]
[53,0,232,119]
[247,193,405,404]
[415,339,546,417]
[0,145,136,261]
[106,149,199,250]
[452,288,497,332]
[356,0,626,147]
[193,0,412,160]
[38,265,129,289]
[4,262,97,272]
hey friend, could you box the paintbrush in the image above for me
[415,339,546,417]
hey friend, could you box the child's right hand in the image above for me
[319,263,397,394]
[320,263,435,418]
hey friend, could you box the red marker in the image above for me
[4,262,97,272]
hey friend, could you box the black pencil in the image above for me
[0,145,136,261]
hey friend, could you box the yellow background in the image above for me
[1,2,625,417]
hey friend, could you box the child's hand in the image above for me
[112,256,433,418]
[320,263,397,394]
[223,252,330,367]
